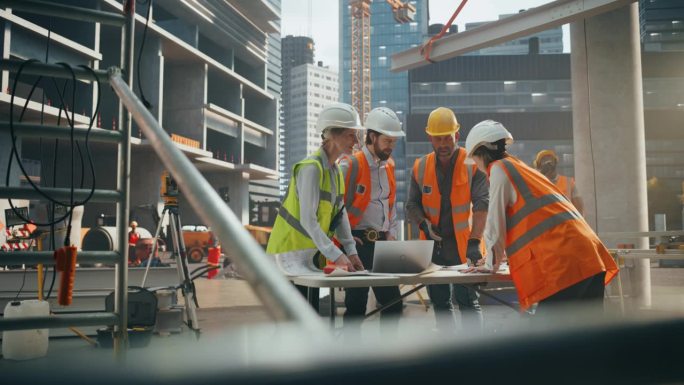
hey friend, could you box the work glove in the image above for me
[466,238,483,266]
[419,219,442,242]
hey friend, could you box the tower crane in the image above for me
[350,0,415,122]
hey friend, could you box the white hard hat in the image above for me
[315,103,364,134]
[365,107,405,137]
[464,120,514,164]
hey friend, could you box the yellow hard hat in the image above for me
[534,149,558,169]
[426,107,460,136]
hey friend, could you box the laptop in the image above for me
[372,240,434,274]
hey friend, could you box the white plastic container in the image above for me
[2,300,50,360]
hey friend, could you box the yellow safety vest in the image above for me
[266,149,344,255]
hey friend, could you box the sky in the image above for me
[280,0,568,71]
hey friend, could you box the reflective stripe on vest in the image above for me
[494,157,619,310]
[266,149,344,255]
[413,148,473,263]
[500,160,576,232]
[342,150,396,228]
[500,159,581,255]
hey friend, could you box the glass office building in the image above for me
[339,0,428,218]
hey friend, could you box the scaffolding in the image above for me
[0,0,325,356]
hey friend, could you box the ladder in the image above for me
[0,0,134,353]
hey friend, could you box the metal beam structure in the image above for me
[0,0,126,26]
[391,0,635,72]
[0,187,121,203]
[0,59,109,82]
[0,313,118,332]
[0,123,124,143]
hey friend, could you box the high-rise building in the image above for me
[280,35,315,192]
[282,36,315,71]
[284,62,339,176]
[639,0,684,52]
[463,13,563,55]
[0,0,282,230]
[339,0,429,218]
[251,0,285,216]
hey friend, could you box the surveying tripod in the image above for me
[141,177,200,331]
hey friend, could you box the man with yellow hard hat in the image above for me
[533,149,584,215]
[406,107,489,333]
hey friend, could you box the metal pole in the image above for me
[0,123,123,143]
[0,313,119,332]
[0,59,109,82]
[0,0,126,26]
[107,69,328,335]
[0,251,119,265]
[113,0,135,354]
[0,186,121,202]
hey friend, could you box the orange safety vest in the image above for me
[412,148,476,264]
[341,150,396,228]
[491,157,619,310]
[554,174,574,199]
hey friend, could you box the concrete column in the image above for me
[129,151,164,232]
[180,171,250,226]
[216,172,250,226]
[571,3,650,308]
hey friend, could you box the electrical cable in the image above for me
[11,238,35,303]
[190,267,219,281]
[137,0,153,109]
[190,264,220,281]
[12,266,28,304]
[6,60,74,221]
[6,59,100,298]
[5,61,100,227]
[56,62,78,246]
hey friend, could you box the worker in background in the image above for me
[533,149,584,215]
[128,220,140,266]
[464,120,618,321]
[406,107,489,333]
[267,103,364,305]
[339,107,405,331]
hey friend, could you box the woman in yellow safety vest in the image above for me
[464,120,618,318]
[267,103,364,280]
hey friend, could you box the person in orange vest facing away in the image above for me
[406,107,489,333]
[339,107,405,332]
[464,120,618,320]
[534,149,584,215]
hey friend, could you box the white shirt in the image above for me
[484,162,518,269]
[339,146,399,238]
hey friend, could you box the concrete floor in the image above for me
[191,263,684,335]
[0,263,682,368]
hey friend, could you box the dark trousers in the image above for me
[535,271,606,325]
[296,284,319,312]
[427,283,483,333]
[427,236,483,333]
[344,239,403,329]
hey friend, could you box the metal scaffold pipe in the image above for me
[0,0,126,26]
[107,68,328,334]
